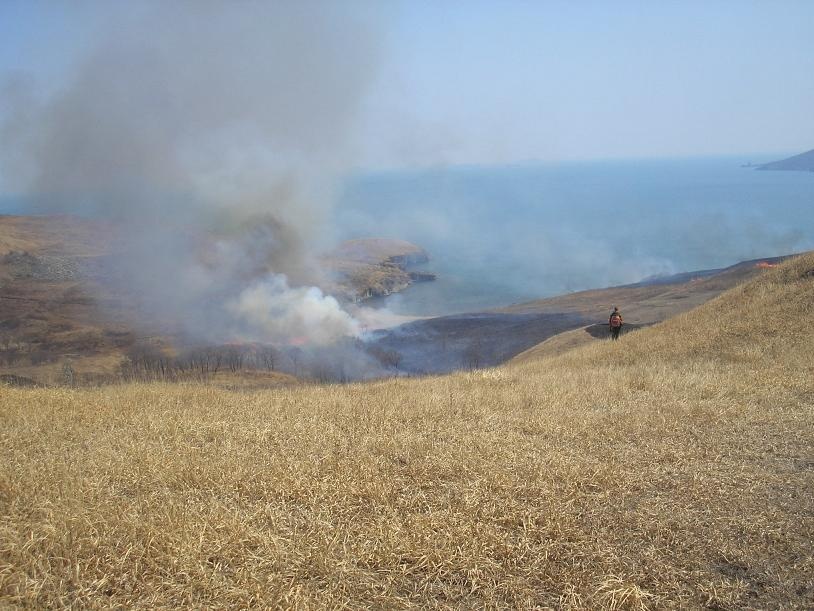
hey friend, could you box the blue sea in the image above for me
[335,156,814,315]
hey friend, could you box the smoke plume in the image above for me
[1,2,380,345]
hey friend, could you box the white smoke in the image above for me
[228,275,360,346]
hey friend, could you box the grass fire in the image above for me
[2,2,814,609]
[2,251,813,609]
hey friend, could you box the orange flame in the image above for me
[755,261,778,269]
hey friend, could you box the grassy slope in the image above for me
[511,324,604,362]
[508,257,796,363]
[1,254,813,609]
[498,259,773,320]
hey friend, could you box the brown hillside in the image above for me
[0,215,139,385]
[1,253,812,608]
[0,216,432,384]
[500,256,788,323]
[509,255,797,363]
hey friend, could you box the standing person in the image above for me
[609,306,623,340]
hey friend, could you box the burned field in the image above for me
[366,311,589,374]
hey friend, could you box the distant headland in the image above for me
[755,148,814,172]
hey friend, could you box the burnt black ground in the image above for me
[366,312,589,375]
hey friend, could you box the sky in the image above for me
[1,0,813,174]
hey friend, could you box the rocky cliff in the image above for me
[322,238,435,301]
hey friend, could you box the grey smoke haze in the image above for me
[2,2,381,345]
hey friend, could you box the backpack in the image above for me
[610,314,622,328]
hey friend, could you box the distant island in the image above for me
[755,148,814,172]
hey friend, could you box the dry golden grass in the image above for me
[510,325,599,363]
[1,254,813,609]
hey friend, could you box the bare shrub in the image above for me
[257,345,278,371]
[120,343,177,382]
[224,345,247,373]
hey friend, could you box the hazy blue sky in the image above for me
[1,1,813,170]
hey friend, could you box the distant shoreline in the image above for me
[754,148,814,172]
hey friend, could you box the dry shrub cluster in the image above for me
[1,254,813,609]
